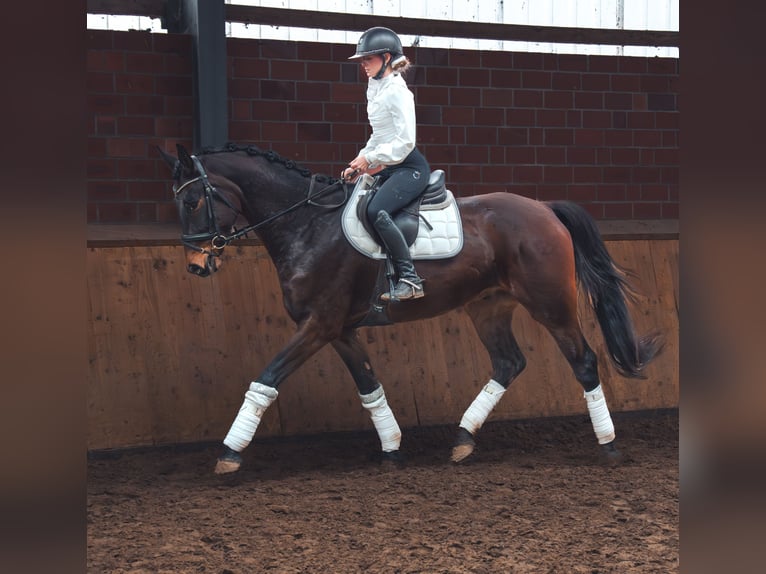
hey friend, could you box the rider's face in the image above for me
[359,54,389,78]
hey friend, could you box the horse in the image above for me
[159,142,663,474]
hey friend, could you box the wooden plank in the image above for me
[87,238,678,450]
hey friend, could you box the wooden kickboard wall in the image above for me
[87,239,678,450]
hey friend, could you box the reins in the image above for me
[174,152,349,253]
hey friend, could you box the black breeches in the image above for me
[366,148,429,222]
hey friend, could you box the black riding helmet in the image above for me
[349,27,407,79]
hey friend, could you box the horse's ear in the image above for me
[157,146,178,172]
[176,144,195,171]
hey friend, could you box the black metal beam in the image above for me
[165,0,228,150]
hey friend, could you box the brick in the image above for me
[115,73,154,94]
[117,159,157,179]
[261,41,297,60]
[298,122,332,142]
[572,166,602,183]
[128,181,168,202]
[661,202,679,219]
[513,166,543,183]
[648,93,677,111]
[466,126,498,145]
[567,147,596,165]
[619,58,647,74]
[655,112,680,129]
[575,91,603,109]
[87,72,115,93]
[536,109,567,127]
[229,122,261,142]
[332,123,367,143]
[137,203,159,223]
[306,62,341,82]
[575,129,604,146]
[443,107,475,125]
[537,185,567,201]
[418,105,443,125]
[605,93,633,110]
[603,202,633,219]
[483,165,513,184]
[252,100,288,121]
[107,138,148,158]
[482,88,511,108]
[87,159,116,178]
[475,108,505,126]
[449,49,481,68]
[490,69,522,89]
[89,94,124,114]
[631,167,662,183]
[87,30,113,50]
[155,117,193,138]
[583,111,611,129]
[552,72,581,90]
[603,167,630,184]
[588,56,620,73]
[654,148,679,165]
[536,147,566,164]
[260,80,295,100]
[297,43,333,61]
[611,148,641,165]
[459,68,490,87]
[543,166,572,183]
[126,52,164,74]
[633,202,662,219]
[88,181,126,200]
[262,121,297,142]
[506,108,536,126]
[498,128,528,146]
[97,202,138,224]
[231,58,269,78]
[458,146,489,163]
[514,89,543,108]
[331,83,362,103]
[555,54,588,72]
[113,31,153,52]
[481,51,512,69]
[116,116,155,136]
[567,185,597,201]
[594,185,627,202]
[506,146,535,165]
[230,99,251,121]
[324,103,357,123]
[427,67,459,86]
[627,112,655,129]
[604,130,632,147]
[641,75,673,92]
[610,74,642,92]
[544,91,573,109]
[521,70,552,89]
[581,73,610,91]
[126,95,164,115]
[271,60,307,80]
[87,50,124,72]
[451,87,482,107]
[415,86,448,106]
[513,52,544,69]
[426,145,458,164]
[640,185,669,201]
[289,101,323,122]
[566,110,582,127]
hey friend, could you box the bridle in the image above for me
[173,154,350,255]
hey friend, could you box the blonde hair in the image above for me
[391,54,411,75]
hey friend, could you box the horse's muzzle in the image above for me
[186,250,221,277]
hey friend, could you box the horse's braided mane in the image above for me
[197,142,338,185]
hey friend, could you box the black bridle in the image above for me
[173,154,350,254]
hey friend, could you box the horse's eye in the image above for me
[183,197,200,213]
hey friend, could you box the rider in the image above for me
[342,27,430,302]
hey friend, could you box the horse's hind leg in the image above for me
[452,291,527,463]
[331,328,403,463]
[528,301,622,465]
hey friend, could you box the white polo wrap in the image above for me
[360,385,401,452]
[584,384,616,444]
[223,382,278,452]
[459,379,507,435]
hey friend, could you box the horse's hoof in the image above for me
[451,427,476,463]
[600,441,624,467]
[214,447,243,475]
[378,450,406,469]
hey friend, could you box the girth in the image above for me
[356,169,447,246]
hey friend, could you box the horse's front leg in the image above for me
[215,316,332,474]
[331,329,404,465]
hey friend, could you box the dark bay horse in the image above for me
[159,143,663,474]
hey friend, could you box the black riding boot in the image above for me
[373,211,424,302]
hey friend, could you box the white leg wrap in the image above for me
[223,382,278,452]
[459,379,507,435]
[584,384,616,444]
[359,385,401,452]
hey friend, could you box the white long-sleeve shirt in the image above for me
[359,73,416,168]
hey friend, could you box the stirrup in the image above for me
[381,279,424,302]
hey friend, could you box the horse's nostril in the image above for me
[188,263,209,277]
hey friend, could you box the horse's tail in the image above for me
[548,201,664,378]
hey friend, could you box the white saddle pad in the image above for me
[341,174,464,260]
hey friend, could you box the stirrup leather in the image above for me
[381,279,425,302]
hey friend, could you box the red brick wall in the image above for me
[87,30,679,224]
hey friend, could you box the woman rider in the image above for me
[342,27,430,302]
